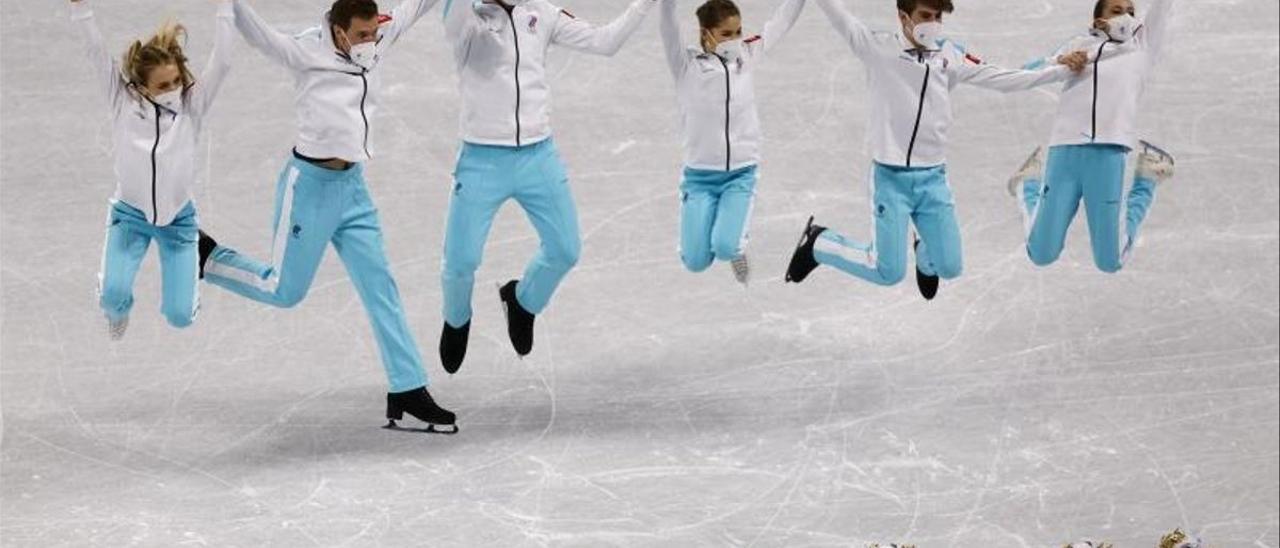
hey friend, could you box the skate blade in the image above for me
[1138,139,1175,163]
[383,420,459,435]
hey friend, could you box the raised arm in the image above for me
[954,57,1073,93]
[188,0,235,119]
[378,0,442,52]
[814,0,876,60]
[70,0,127,108]
[658,0,688,77]
[550,0,657,57]
[755,0,806,57]
[231,0,309,69]
[1137,0,1173,65]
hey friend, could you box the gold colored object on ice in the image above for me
[1160,528,1200,548]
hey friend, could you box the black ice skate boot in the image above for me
[913,238,939,301]
[198,230,218,279]
[785,216,826,284]
[439,321,470,375]
[498,280,535,357]
[384,387,458,434]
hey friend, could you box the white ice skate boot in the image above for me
[731,253,751,287]
[1007,146,1044,198]
[107,315,129,341]
[1136,140,1176,184]
[1064,540,1113,548]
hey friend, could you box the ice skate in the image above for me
[913,237,939,301]
[730,252,751,286]
[384,387,458,434]
[1136,139,1176,184]
[1063,540,1113,548]
[197,229,217,279]
[785,216,826,284]
[1007,146,1044,198]
[439,321,470,375]
[498,280,535,357]
[107,315,129,341]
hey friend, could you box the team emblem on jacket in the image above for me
[528,14,538,32]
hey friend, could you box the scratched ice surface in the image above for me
[2,0,1277,546]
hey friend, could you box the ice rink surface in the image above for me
[2,0,1278,545]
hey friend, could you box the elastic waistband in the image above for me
[462,136,555,155]
[874,161,945,173]
[1050,143,1130,154]
[683,164,758,177]
[111,199,197,226]
[288,154,364,181]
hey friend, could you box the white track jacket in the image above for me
[231,0,439,162]
[74,0,233,226]
[660,0,806,172]
[817,0,1074,168]
[443,0,657,147]
[1039,0,1174,149]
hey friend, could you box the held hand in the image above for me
[1056,50,1088,73]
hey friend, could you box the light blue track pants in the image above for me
[442,138,580,328]
[1021,144,1157,273]
[203,157,428,392]
[98,200,200,328]
[813,163,963,286]
[679,165,757,272]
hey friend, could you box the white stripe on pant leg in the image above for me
[736,191,756,254]
[1117,163,1134,267]
[96,202,114,304]
[189,238,201,324]
[1022,173,1047,238]
[262,167,301,293]
[204,260,269,288]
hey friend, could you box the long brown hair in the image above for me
[122,21,194,91]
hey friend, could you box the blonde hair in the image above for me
[122,21,194,90]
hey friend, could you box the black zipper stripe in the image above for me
[507,10,522,147]
[905,54,930,168]
[150,103,161,224]
[719,56,731,171]
[359,72,371,158]
[1090,41,1108,142]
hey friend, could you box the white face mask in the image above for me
[1103,13,1138,42]
[910,21,945,48]
[348,41,376,69]
[338,27,378,70]
[150,89,182,112]
[713,38,744,62]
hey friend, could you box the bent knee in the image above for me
[877,264,908,286]
[681,252,713,273]
[1027,245,1062,268]
[711,240,742,263]
[164,309,195,328]
[936,259,964,280]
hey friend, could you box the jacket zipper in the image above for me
[1090,41,1109,142]
[506,9,523,147]
[359,71,371,158]
[150,103,162,224]
[718,56,731,171]
[905,53,930,168]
